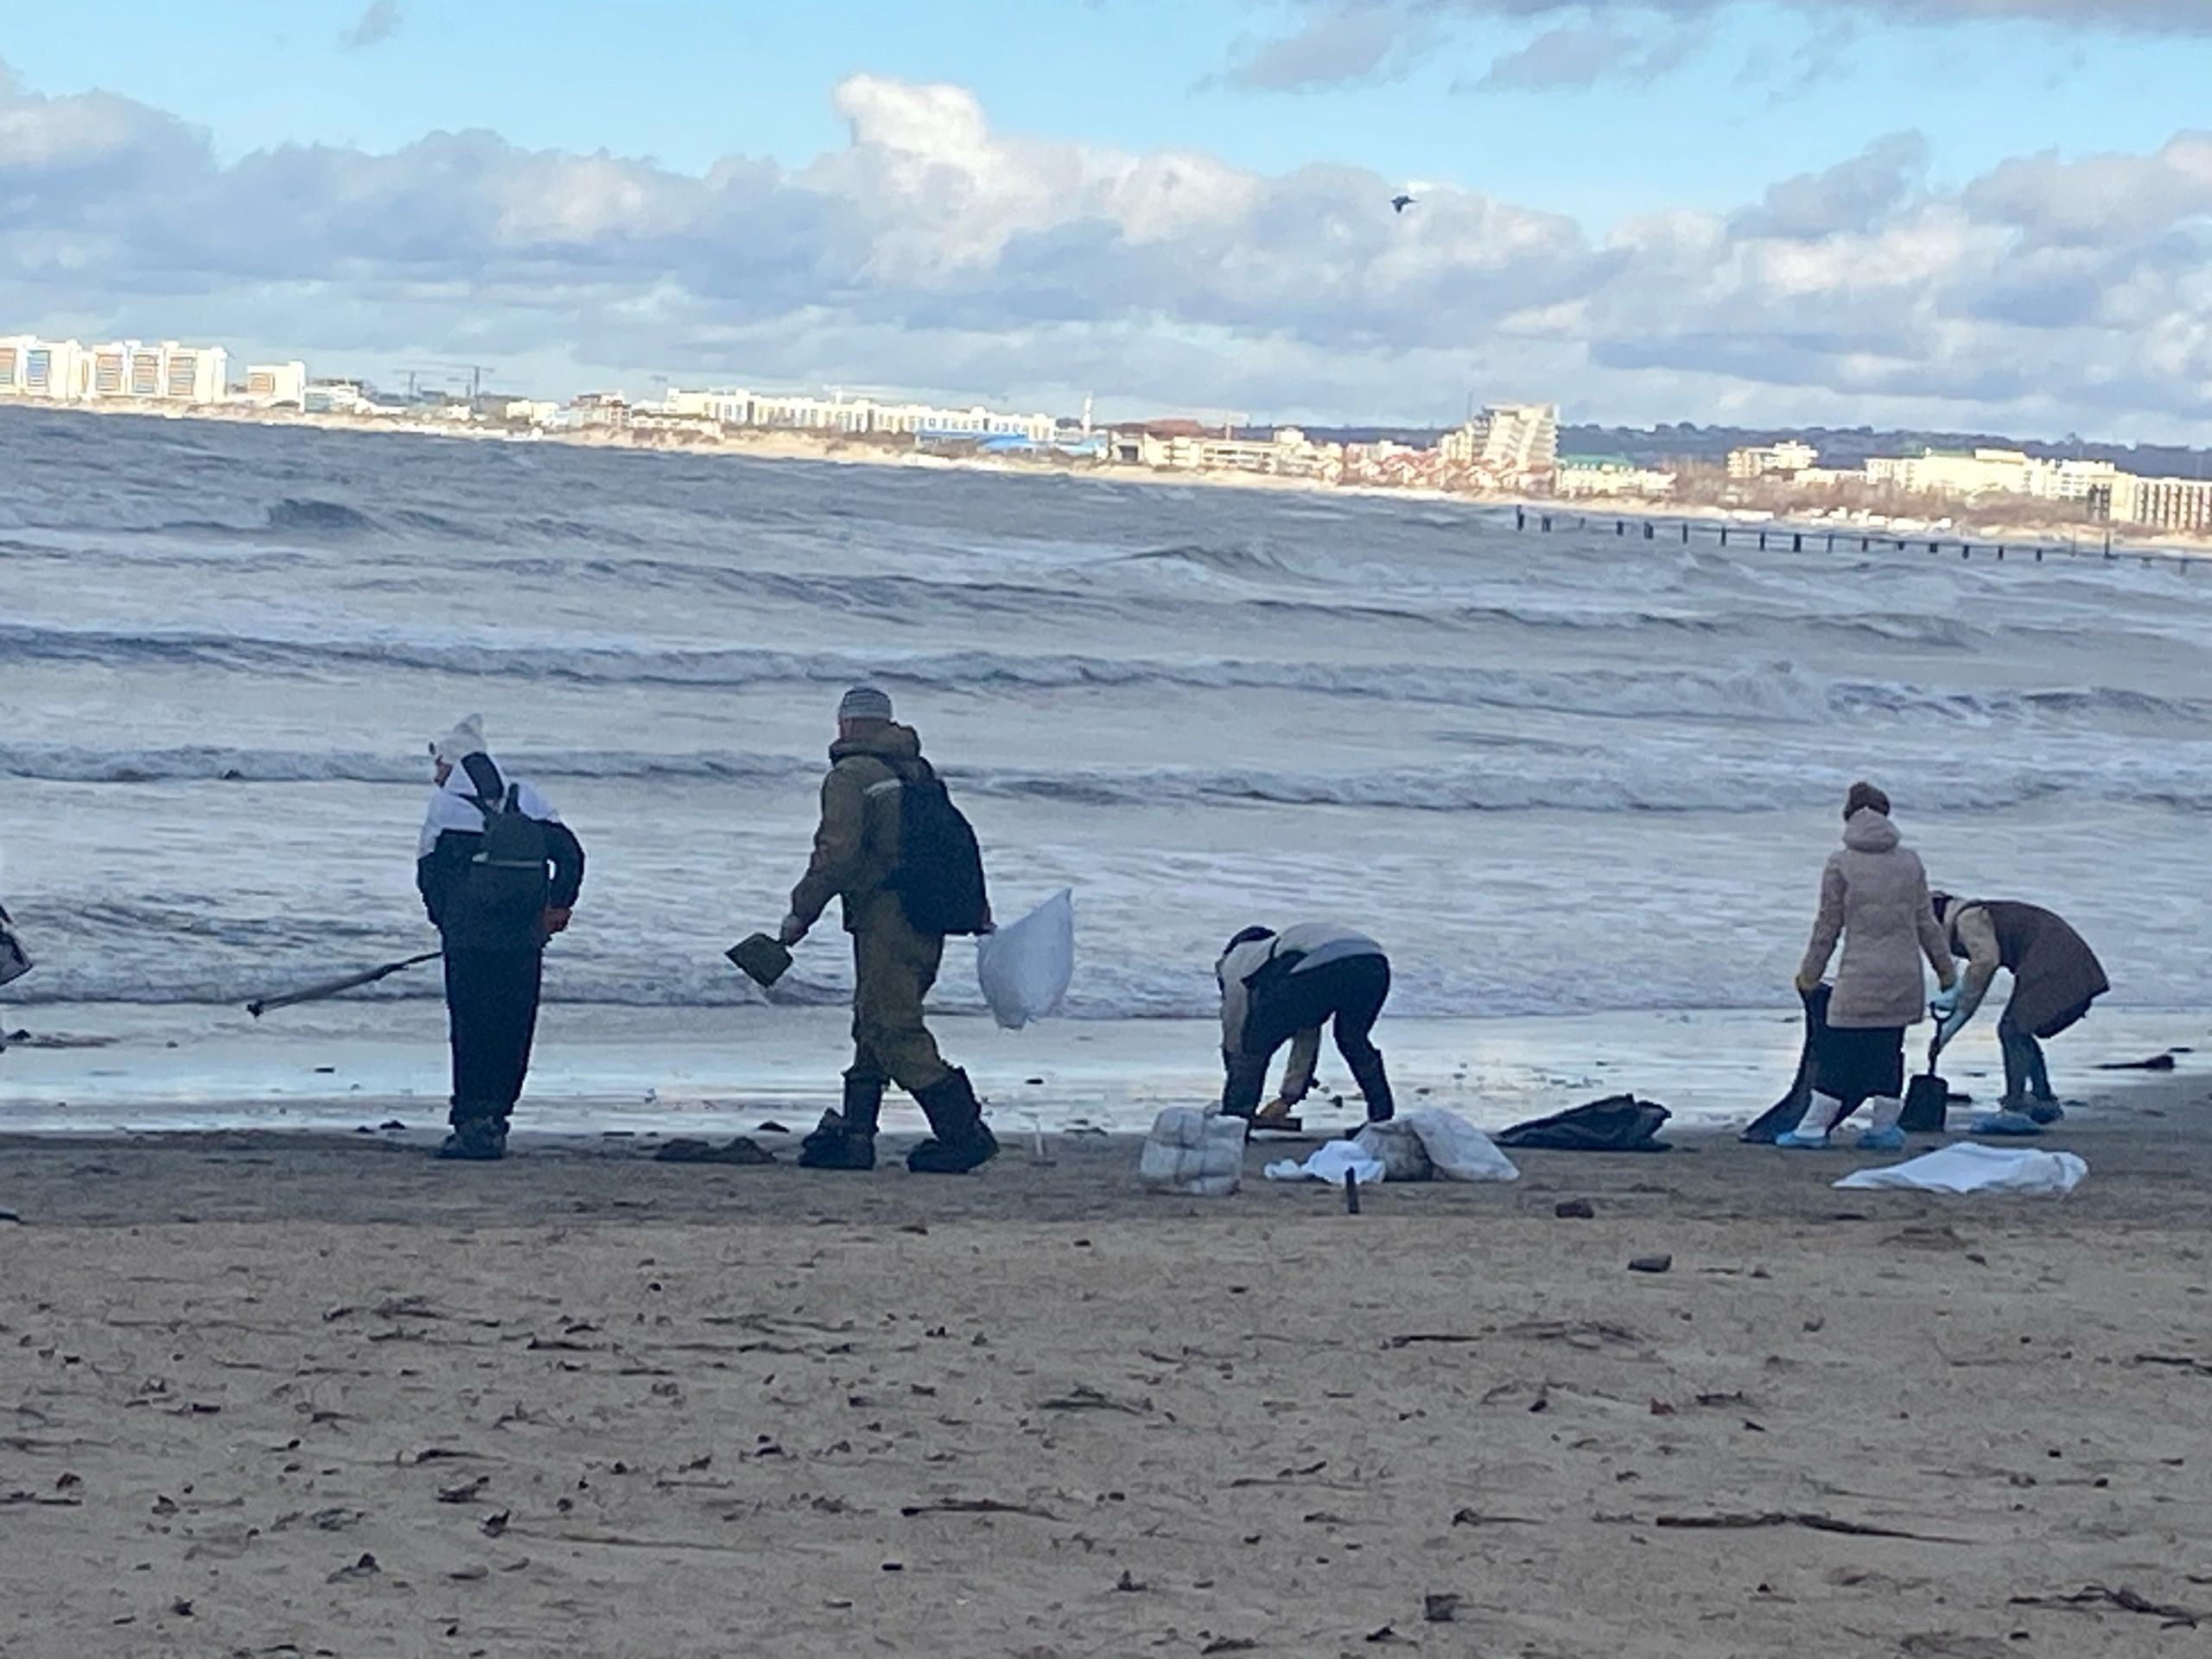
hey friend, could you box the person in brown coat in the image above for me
[777,686,997,1175]
[1929,895,2108,1122]
[1780,782,1958,1150]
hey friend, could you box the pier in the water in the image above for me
[1511,502,2191,570]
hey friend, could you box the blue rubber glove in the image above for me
[1929,982,1962,1019]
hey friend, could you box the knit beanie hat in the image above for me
[839,685,894,723]
[433,714,487,766]
[1843,779,1891,820]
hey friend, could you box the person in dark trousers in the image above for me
[1217,923,1395,1123]
[1783,781,1955,1151]
[416,715,585,1161]
[780,687,998,1175]
[1930,894,2109,1122]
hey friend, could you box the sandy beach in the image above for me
[3,1077,2209,1657]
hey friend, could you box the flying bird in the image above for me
[1390,194,1416,213]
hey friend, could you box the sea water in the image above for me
[3,407,2207,1128]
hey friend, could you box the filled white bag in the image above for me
[1139,1107,1246,1198]
[1353,1120,1433,1182]
[1402,1109,1521,1184]
[1265,1141,1388,1185]
[1834,1142,2087,1196]
[976,889,1075,1031]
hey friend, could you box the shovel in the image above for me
[1899,1035,1948,1134]
[725,932,792,989]
[246,950,442,1017]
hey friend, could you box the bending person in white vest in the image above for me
[1217,924,1395,1124]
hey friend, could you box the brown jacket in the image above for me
[1798,809,1955,1029]
[788,723,927,934]
[1950,900,2109,1039]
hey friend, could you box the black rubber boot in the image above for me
[437,1115,507,1161]
[798,1075,883,1171]
[907,1069,998,1174]
[439,1099,509,1160]
[1348,1053,1396,1123]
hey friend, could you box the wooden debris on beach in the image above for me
[1037,1384,1149,1415]
[327,1552,380,1584]
[2132,1353,2212,1377]
[2009,1585,2202,1628]
[899,1497,1059,1521]
[1648,1510,1973,1544]
[652,1136,774,1165]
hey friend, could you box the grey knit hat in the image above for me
[839,684,894,723]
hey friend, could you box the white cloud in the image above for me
[340,0,403,51]
[1234,0,2212,94]
[1222,3,1442,90]
[4,62,2212,435]
[1461,18,1710,91]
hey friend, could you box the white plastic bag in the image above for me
[1139,1107,1246,1198]
[976,889,1074,1031]
[1834,1142,2087,1196]
[1401,1109,1521,1184]
[1264,1141,1388,1185]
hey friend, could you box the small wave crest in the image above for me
[5,620,2207,730]
[7,742,2209,814]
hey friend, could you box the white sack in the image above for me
[1139,1107,1246,1198]
[976,889,1074,1031]
[1401,1109,1521,1184]
[1353,1120,1433,1182]
[1265,1141,1388,1185]
[1834,1142,2088,1196]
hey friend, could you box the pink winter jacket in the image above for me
[1798,809,1956,1030]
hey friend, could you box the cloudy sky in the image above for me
[4,0,2211,436]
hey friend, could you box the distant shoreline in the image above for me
[7,394,2209,557]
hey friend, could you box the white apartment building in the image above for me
[0,335,226,404]
[245,361,308,408]
[2031,457,2120,501]
[1440,404,1560,481]
[0,335,86,398]
[1866,447,2116,501]
[1557,457,1677,499]
[94,339,230,404]
[661,387,1055,443]
[2101,474,2212,534]
[303,380,370,415]
[1728,441,1819,480]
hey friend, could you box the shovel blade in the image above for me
[1900,1072,1948,1135]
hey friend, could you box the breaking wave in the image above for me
[7,620,2198,727]
[5,743,2208,814]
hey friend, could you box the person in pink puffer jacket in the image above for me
[1780,781,1958,1150]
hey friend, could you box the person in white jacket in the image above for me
[1217,923,1395,1123]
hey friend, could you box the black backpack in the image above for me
[449,754,551,950]
[889,771,991,937]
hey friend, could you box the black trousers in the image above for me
[1232,954,1395,1120]
[445,948,543,1127]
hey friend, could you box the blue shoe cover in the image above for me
[1774,1130,1831,1150]
[1855,1127,1907,1152]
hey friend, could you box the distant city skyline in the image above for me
[3,3,2211,438]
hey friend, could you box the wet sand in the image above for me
[3,1084,2210,1656]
